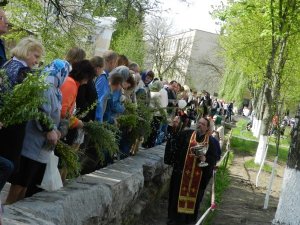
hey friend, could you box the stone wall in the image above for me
[3,144,171,225]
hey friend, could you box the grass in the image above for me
[231,136,289,164]
[231,118,290,164]
[244,159,273,173]
[232,118,291,148]
[202,152,234,225]
[201,118,290,224]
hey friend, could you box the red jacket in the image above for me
[60,76,80,128]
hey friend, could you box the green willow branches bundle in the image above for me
[83,121,119,160]
[117,102,153,142]
[56,140,81,178]
[0,71,50,127]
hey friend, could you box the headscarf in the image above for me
[43,59,70,88]
[109,65,130,82]
[141,70,147,83]
[42,59,70,102]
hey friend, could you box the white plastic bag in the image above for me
[40,152,63,191]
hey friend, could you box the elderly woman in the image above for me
[5,59,70,204]
[0,37,44,189]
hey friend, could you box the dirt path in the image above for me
[210,152,283,225]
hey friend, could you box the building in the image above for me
[164,29,223,95]
[89,17,116,56]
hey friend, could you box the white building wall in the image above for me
[186,30,222,94]
[165,30,222,94]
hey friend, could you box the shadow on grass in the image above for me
[231,136,288,164]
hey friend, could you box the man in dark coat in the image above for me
[165,80,178,115]
[167,117,218,225]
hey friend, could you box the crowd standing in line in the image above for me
[0,8,235,224]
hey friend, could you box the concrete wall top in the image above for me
[3,145,169,225]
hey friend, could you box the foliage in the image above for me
[117,102,139,129]
[3,0,161,65]
[145,16,192,80]
[111,25,146,67]
[213,0,300,119]
[83,121,119,160]
[77,101,97,120]
[4,0,94,63]
[135,102,154,140]
[91,0,160,68]
[0,71,51,128]
[56,140,81,178]
[117,101,153,143]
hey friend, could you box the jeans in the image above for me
[0,156,14,191]
[156,123,168,145]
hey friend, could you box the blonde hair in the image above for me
[11,37,44,61]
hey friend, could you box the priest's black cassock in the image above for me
[167,129,218,225]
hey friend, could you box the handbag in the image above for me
[40,152,63,191]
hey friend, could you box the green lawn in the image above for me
[232,119,291,147]
[231,118,290,164]
[201,118,289,224]
[244,158,273,173]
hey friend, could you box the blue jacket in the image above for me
[103,89,125,124]
[95,71,110,122]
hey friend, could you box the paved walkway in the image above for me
[211,153,279,225]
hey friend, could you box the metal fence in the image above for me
[195,130,232,225]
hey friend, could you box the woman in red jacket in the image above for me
[60,60,96,129]
[59,60,95,181]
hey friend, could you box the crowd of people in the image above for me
[0,8,233,225]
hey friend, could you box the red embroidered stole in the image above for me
[177,131,203,214]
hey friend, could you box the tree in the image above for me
[145,16,192,80]
[4,0,94,63]
[91,0,161,67]
[111,27,146,66]
[214,0,300,164]
[3,0,161,65]
[273,104,300,225]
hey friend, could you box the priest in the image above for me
[167,117,218,225]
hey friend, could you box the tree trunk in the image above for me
[253,87,265,137]
[254,85,272,164]
[273,104,300,225]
